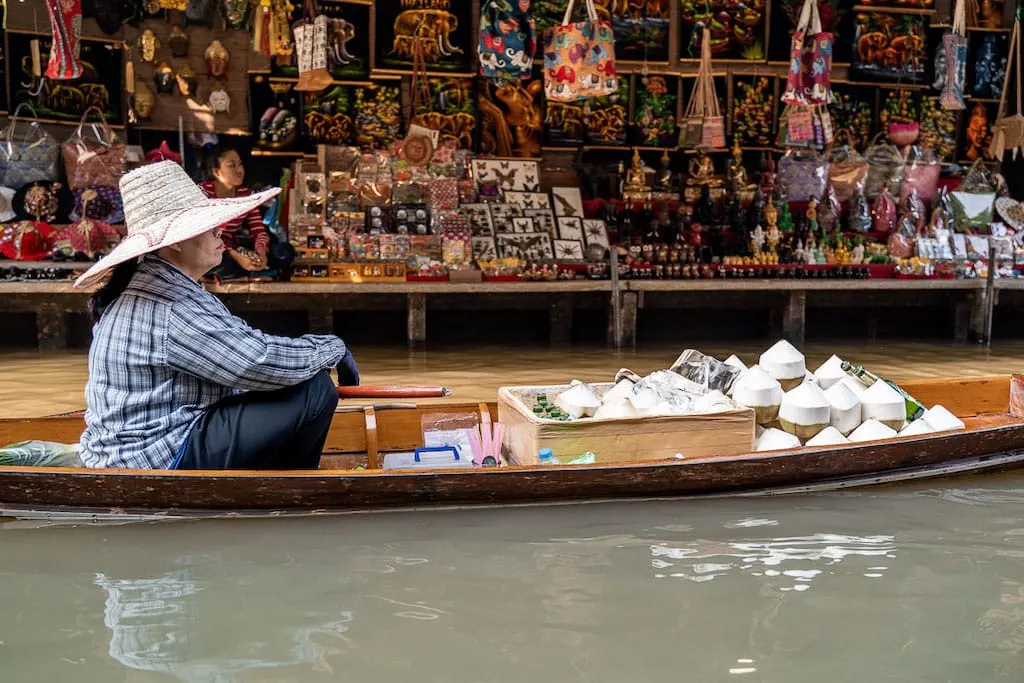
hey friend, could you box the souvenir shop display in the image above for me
[0,0,1015,287]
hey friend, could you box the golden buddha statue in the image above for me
[687,149,722,187]
[622,147,652,201]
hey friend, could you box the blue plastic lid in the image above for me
[539,448,554,459]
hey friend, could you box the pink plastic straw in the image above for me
[491,423,505,462]
[468,429,484,465]
[480,423,492,464]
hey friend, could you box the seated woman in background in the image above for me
[72,161,359,471]
[199,143,293,282]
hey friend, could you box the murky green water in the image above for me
[3,475,1024,682]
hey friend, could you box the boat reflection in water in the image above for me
[93,568,355,682]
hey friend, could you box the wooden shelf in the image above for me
[852,5,936,14]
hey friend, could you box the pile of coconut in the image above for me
[727,340,965,451]
[549,370,742,421]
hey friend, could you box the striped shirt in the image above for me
[80,255,345,470]
[197,181,270,253]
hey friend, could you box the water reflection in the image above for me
[649,532,897,588]
[94,566,354,682]
[3,486,1024,682]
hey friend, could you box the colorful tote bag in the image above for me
[941,0,968,111]
[781,0,833,106]
[542,0,618,102]
[479,0,537,85]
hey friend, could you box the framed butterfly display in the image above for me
[472,160,541,192]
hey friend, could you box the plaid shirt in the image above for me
[80,255,345,470]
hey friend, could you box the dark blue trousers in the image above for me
[177,370,338,470]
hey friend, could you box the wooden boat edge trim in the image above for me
[0,419,1017,479]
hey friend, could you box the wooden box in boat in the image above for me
[498,384,756,465]
[1,375,1024,517]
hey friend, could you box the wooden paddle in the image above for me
[336,385,451,399]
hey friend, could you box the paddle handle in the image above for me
[336,385,451,399]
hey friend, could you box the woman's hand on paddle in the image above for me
[336,349,360,387]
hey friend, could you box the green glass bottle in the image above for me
[840,361,925,422]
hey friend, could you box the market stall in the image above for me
[0,0,1022,347]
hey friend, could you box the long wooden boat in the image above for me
[2,375,1024,520]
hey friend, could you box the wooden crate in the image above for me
[498,383,756,466]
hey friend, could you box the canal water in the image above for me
[3,474,1024,682]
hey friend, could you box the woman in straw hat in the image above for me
[72,161,360,471]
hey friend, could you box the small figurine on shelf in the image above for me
[686,149,723,194]
[765,195,781,253]
[750,223,766,255]
[759,153,777,195]
[656,150,675,194]
[775,193,794,234]
[693,184,714,225]
[727,139,756,199]
[622,148,652,201]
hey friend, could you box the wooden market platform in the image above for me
[0,263,1008,350]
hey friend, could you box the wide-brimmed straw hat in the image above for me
[73,160,280,289]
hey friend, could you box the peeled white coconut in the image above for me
[922,405,965,432]
[899,419,935,438]
[778,383,831,440]
[824,383,862,436]
[840,374,870,399]
[593,398,638,420]
[602,379,636,405]
[724,355,748,372]
[848,418,899,443]
[693,390,736,414]
[648,400,676,417]
[554,382,601,419]
[806,426,849,447]
[813,355,847,390]
[759,340,807,391]
[732,366,784,426]
[628,387,660,414]
[860,381,905,431]
[755,427,802,452]
[802,370,818,386]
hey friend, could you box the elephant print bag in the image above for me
[781,0,833,106]
[478,0,537,85]
[542,0,618,102]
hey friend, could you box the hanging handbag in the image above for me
[679,62,706,147]
[940,0,968,111]
[989,15,1024,160]
[781,0,833,106]
[0,103,60,189]
[696,28,724,148]
[61,107,127,191]
[543,0,618,102]
[479,0,536,85]
[294,0,331,92]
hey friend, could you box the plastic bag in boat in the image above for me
[0,440,83,467]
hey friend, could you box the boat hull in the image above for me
[1,375,1023,516]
